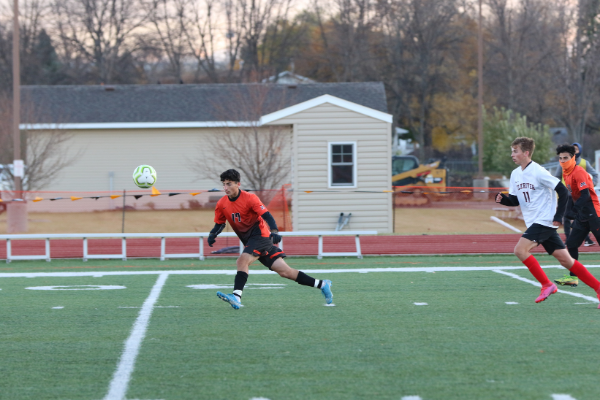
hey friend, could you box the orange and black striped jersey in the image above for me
[214,190,271,243]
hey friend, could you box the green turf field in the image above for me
[1,255,600,400]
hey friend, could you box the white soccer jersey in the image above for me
[509,161,560,228]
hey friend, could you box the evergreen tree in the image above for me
[34,29,63,84]
[483,107,554,177]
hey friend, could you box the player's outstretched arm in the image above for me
[496,192,519,206]
[208,223,226,247]
[261,211,282,244]
[554,182,569,223]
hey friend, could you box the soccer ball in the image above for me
[132,165,157,188]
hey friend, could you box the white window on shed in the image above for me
[329,142,357,188]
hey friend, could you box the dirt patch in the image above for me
[0,209,217,234]
[394,208,529,235]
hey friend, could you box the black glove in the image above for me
[208,233,217,247]
[270,232,282,244]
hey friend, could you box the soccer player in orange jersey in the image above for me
[554,144,600,299]
[208,169,333,309]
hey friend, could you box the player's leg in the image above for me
[559,222,600,302]
[260,251,333,304]
[216,239,265,309]
[513,236,540,262]
[553,247,600,305]
[564,218,572,241]
[516,225,557,303]
[514,237,550,286]
[557,221,588,286]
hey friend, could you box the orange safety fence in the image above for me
[392,186,508,207]
[0,185,293,234]
[1,185,536,236]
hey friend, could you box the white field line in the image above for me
[1,265,600,279]
[103,273,169,400]
[0,266,593,400]
[490,216,522,233]
[552,395,578,400]
[493,270,599,303]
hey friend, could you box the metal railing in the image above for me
[0,231,378,262]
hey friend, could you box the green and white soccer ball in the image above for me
[132,165,157,188]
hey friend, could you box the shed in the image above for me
[21,83,393,232]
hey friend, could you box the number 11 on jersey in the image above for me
[523,191,531,202]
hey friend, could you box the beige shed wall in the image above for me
[33,127,292,193]
[272,103,392,233]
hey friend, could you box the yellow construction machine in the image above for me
[392,156,447,205]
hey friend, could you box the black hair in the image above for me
[220,169,241,183]
[556,143,576,158]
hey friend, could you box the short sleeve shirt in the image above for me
[214,190,271,244]
[509,161,560,228]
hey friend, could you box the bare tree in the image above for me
[376,0,463,159]
[549,0,600,144]
[144,0,188,82]
[311,0,378,82]
[0,0,59,91]
[0,93,79,190]
[236,0,296,81]
[52,0,149,83]
[183,0,223,82]
[188,86,291,191]
[485,0,564,123]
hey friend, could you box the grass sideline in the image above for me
[1,255,599,399]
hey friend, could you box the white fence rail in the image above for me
[0,231,377,263]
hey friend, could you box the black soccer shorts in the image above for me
[522,223,566,255]
[242,236,286,269]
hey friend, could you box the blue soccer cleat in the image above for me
[321,280,333,304]
[217,291,242,309]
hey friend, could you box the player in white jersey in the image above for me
[496,137,600,307]
[509,161,561,228]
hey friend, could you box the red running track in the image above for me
[0,234,597,259]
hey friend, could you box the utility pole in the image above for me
[13,0,22,192]
[477,0,484,179]
[473,0,488,200]
[8,0,27,233]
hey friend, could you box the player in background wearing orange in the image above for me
[553,144,600,299]
[553,142,598,247]
[495,137,600,307]
[208,169,333,309]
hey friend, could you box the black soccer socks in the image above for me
[296,271,323,288]
[233,271,248,300]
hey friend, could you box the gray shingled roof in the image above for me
[21,82,388,124]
